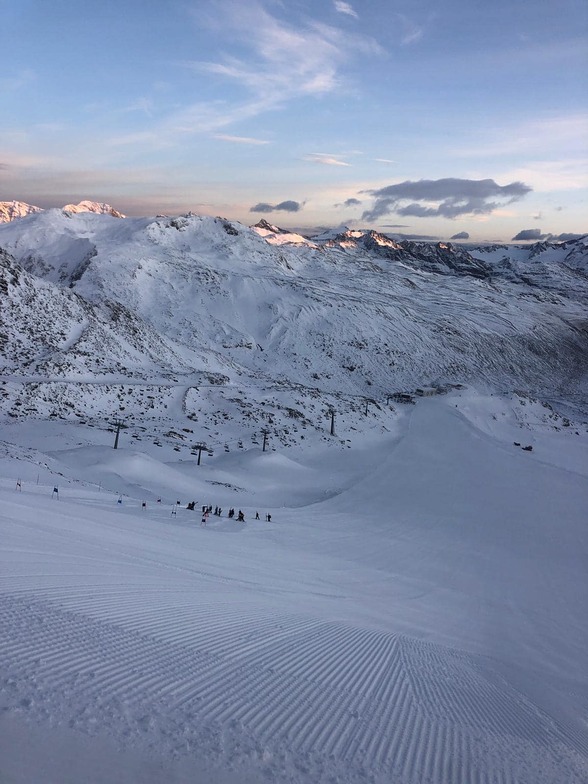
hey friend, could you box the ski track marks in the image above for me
[1,590,586,784]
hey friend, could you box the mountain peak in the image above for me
[62,200,125,218]
[253,219,281,233]
[251,219,313,246]
[0,200,44,223]
[0,199,125,223]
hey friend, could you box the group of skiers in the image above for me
[183,503,272,526]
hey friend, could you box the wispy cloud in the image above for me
[458,114,588,159]
[122,97,154,117]
[396,14,424,46]
[334,2,358,19]
[362,178,532,221]
[181,1,382,124]
[498,159,588,192]
[214,134,270,145]
[106,2,383,152]
[193,3,379,96]
[304,153,350,166]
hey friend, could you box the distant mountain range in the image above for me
[0,200,125,223]
[1,207,586,429]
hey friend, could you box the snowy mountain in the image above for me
[0,209,587,431]
[0,199,124,223]
[61,199,125,218]
[1,209,588,784]
[470,234,588,278]
[0,200,44,223]
[252,218,314,246]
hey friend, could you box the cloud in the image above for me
[389,233,440,241]
[511,229,586,242]
[362,178,532,221]
[375,158,395,164]
[396,14,424,46]
[334,197,362,208]
[512,229,546,241]
[214,134,270,145]
[250,200,302,213]
[304,153,350,166]
[497,159,588,192]
[553,233,586,241]
[334,2,358,18]
[107,3,382,153]
[450,231,470,240]
[190,1,382,111]
[458,113,588,160]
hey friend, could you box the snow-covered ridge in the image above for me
[0,200,44,223]
[0,209,587,427]
[61,200,125,218]
[253,220,588,278]
[251,219,314,246]
[0,199,125,223]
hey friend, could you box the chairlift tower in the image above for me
[110,418,125,449]
[261,429,270,452]
[193,442,208,465]
[328,408,335,436]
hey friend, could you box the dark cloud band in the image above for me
[362,178,532,221]
[512,228,544,241]
[512,229,586,242]
[250,200,301,213]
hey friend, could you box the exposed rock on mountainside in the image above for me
[324,229,492,278]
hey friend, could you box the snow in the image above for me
[1,207,587,781]
[2,211,587,414]
[0,200,124,224]
[61,201,125,218]
[0,201,43,223]
[252,225,314,246]
[1,390,587,783]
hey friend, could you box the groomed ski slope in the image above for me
[1,393,587,784]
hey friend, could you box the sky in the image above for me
[1,0,587,242]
